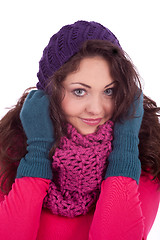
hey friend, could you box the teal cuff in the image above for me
[105,152,141,184]
[105,132,141,184]
[16,139,53,179]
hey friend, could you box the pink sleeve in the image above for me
[0,177,50,240]
[138,174,160,238]
[89,176,145,240]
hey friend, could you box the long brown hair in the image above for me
[0,40,160,194]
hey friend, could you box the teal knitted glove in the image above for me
[105,92,144,184]
[16,90,54,179]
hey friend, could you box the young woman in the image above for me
[0,20,160,240]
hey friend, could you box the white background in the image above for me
[0,0,159,238]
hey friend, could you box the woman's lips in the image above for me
[81,118,102,126]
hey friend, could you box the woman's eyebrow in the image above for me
[70,82,91,88]
[104,81,116,88]
[70,81,116,89]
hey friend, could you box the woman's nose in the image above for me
[85,96,103,115]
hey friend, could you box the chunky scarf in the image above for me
[43,120,114,217]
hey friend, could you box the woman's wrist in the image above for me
[16,140,53,179]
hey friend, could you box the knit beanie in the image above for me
[37,20,121,90]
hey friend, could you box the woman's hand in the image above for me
[20,90,54,141]
[106,91,144,184]
[16,90,54,179]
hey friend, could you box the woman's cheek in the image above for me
[106,99,115,118]
[61,97,80,116]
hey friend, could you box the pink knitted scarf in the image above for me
[43,120,114,217]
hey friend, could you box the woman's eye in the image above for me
[73,89,86,97]
[104,88,114,97]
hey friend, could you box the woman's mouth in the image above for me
[81,118,102,126]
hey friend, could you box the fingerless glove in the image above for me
[16,90,54,179]
[105,92,144,184]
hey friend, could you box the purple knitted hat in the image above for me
[37,20,121,90]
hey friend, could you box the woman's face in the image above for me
[61,56,115,135]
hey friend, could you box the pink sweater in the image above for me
[0,174,159,240]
